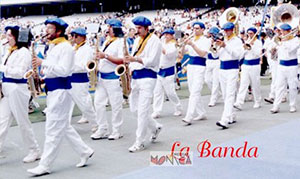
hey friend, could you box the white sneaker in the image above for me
[208,102,216,107]
[253,103,261,109]
[76,149,94,168]
[150,126,162,142]
[90,130,109,140]
[281,97,287,103]
[290,106,297,113]
[270,107,279,114]
[27,165,51,176]
[173,111,182,116]
[108,132,123,140]
[128,143,145,153]
[91,125,98,133]
[182,118,192,125]
[77,117,89,124]
[193,115,207,121]
[23,149,41,163]
[233,103,242,110]
[151,112,160,119]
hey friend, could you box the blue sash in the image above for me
[70,73,89,83]
[2,75,27,83]
[132,68,157,79]
[158,66,175,77]
[243,58,260,66]
[279,59,298,66]
[220,60,239,70]
[189,56,206,66]
[99,72,119,80]
[207,53,218,60]
[45,77,72,91]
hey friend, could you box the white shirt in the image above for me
[98,37,124,73]
[42,41,74,78]
[0,47,31,79]
[244,39,263,60]
[73,42,93,73]
[186,35,211,57]
[214,36,244,61]
[129,33,162,72]
[159,40,178,68]
[277,37,299,61]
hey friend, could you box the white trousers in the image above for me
[235,64,261,105]
[70,82,97,125]
[94,79,123,134]
[152,74,182,114]
[39,90,91,169]
[0,83,39,152]
[268,60,278,99]
[129,78,160,145]
[219,69,239,124]
[273,65,298,108]
[205,60,221,104]
[184,65,206,121]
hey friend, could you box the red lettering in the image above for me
[180,146,190,158]
[212,147,222,158]
[197,140,211,157]
[223,147,234,157]
[248,147,259,158]
[170,141,181,157]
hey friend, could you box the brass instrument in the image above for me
[176,34,194,48]
[219,7,240,35]
[115,35,131,97]
[209,32,224,54]
[86,33,100,88]
[244,31,259,50]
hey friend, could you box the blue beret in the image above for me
[5,25,20,32]
[208,27,220,35]
[222,22,235,30]
[106,19,122,28]
[161,28,175,36]
[71,27,87,36]
[192,22,205,29]
[247,27,257,34]
[132,16,152,26]
[45,18,68,29]
[280,23,291,31]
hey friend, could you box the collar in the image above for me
[166,39,176,44]
[194,34,202,41]
[226,33,236,40]
[49,37,68,45]
[75,41,85,51]
[8,46,18,54]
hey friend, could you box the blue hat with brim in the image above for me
[279,23,292,31]
[192,22,205,29]
[45,18,68,29]
[106,19,122,28]
[161,28,175,36]
[132,16,152,26]
[247,27,257,34]
[71,27,87,36]
[222,22,235,30]
[208,27,220,35]
[5,25,20,32]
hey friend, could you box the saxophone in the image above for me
[114,35,131,98]
[86,34,100,89]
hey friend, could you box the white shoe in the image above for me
[76,149,94,168]
[91,125,98,133]
[281,97,287,103]
[253,103,261,109]
[182,118,192,125]
[150,126,162,142]
[90,130,109,140]
[128,143,145,153]
[27,165,51,176]
[77,117,89,124]
[233,103,242,110]
[270,107,279,114]
[290,106,297,113]
[173,111,182,116]
[151,112,160,119]
[108,132,123,140]
[208,102,216,107]
[23,149,41,163]
[193,115,207,121]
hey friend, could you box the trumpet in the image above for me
[243,31,259,50]
[209,32,224,53]
[176,34,194,48]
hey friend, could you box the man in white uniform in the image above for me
[152,28,182,119]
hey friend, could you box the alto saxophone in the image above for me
[86,34,100,89]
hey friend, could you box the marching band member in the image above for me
[124,16,162,152]
[181,21,211,125]
[91,19,124,140]
[205,26,221,107]
[0,26,40,163]
[212,22,244,129]
[270,23,299,113]
[152,28,183,119]
[234,27,262,110]
[69,28,97,129]
[28,18,94,176]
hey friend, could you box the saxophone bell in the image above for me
[115,64,126,76]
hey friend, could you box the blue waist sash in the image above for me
[45,77,72,92]
[99,71,119,80]
[207,53,218,60]
[132,68,157,79]
[70,73,89,83]
[243,58,260,66]
[2,76,27,83]
[279,59,298,66]
[220,60,239,70]
[189,56,206,66]
[158,66,175,77]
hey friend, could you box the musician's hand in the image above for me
[216,40,225,48]
[32,56,42,69]
[96,51,105,59]
[124,56,134,63]
[186,39,193,46]
[40,69,44,75]
[162,48,166,54]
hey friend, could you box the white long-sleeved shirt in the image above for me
[0,47,31,79]
[277,37,299,62]
[98,37,124,73]
[42,41,74,78]
[186,35,211,57]
[159,40,178,68]
[129,34,162,72]
[244,39,263,60]
[213,36,244,61]
[73,42,93,73]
